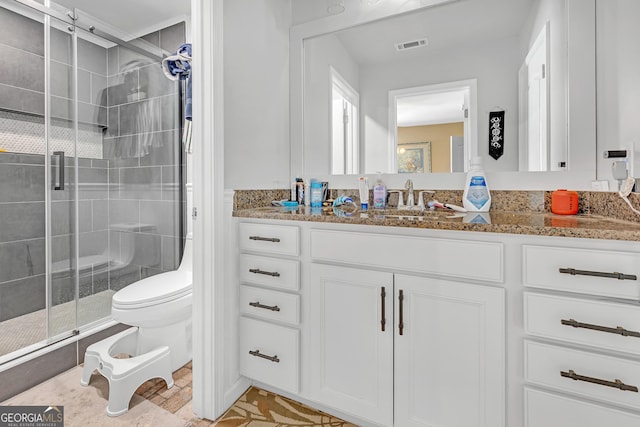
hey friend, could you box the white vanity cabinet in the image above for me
[237,222,302,393]
[233,216,640,427]
[308,264,394,425]
[393,274,505,427]
[307,228,506,427]
[522,243,640,426]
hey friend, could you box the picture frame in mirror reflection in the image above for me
[397,142,431,174]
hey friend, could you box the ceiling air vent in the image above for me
[395,38,428,52]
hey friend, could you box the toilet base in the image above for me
[81,327,174,417]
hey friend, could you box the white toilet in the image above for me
[81,184,193,417]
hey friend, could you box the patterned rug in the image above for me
[214,387,358,426]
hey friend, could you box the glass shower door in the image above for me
[0,0,78,360]
[0,0,183,364]
[47,9,79,339]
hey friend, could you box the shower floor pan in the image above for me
[0,290,115,359]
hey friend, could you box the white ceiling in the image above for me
[397,90,466,127]
[334,0,533,65]
[53,0,190,39]
[310,0,533,126]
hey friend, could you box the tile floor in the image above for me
[0,291,115,357]
[2,361,354,426]
[2,361,213,427]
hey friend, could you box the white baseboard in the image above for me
[221,377,252,417]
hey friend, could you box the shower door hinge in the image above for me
[192,207,198,220]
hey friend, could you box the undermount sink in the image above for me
[366,208,465,220]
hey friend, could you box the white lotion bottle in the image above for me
[463,156,491,212]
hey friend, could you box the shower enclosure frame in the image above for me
[0,0,179,366]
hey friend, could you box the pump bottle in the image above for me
[463,156,491,212]
[372,173,387,209]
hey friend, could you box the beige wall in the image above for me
[398,122,464,173]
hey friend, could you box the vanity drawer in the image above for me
[525,340,640,411]
[525,387,640,427]
[522,245,639,300]
[239,317,299,393]
[525,292,640,356]
[310,230,503,282]
[239,285,300,325]
[239,222,299,256]
[239,254,299,291]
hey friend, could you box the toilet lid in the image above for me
[112,270,192,309]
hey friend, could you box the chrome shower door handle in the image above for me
[53,151,65,191]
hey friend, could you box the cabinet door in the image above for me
[394,274,505,427]
[308,264,393,426]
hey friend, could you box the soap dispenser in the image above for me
[372,173,387,209]
[463,156,491,212]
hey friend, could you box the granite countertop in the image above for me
[233,206,640,242]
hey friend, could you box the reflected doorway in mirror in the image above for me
[518,22,551,172]
[389,79,476,174]
[330,67,360,175]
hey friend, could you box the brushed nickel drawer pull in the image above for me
[380,286,386,332]
[398,289,404,336]
[249,301,281,312]
[561,369,638,392]
[249,236,281,243]
[561,318,640,338]
[249,268,280,277]
[249,349,280,363]
[559,268,637,281]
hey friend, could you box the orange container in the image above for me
[551,189,579,215]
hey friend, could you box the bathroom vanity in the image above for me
[231,205,640,427]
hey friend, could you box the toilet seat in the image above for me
[112,270,192,310]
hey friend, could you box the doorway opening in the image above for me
[330,67,359,175]
[518,22,550,171]
[389,79,476,173]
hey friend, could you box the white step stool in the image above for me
[80,327,174,417]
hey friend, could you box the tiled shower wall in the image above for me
[0,152,110,321]
[105,22,186,290]
[0,4,186,324]
[0,6,107,157]
[0,153,46,321]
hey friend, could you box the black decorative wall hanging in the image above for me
[488,110,504,160]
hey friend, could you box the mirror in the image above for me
[291,0,596,190]
[595,0,640,190]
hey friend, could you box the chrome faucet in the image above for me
[404,179,414,207]
[417,190,435,209]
